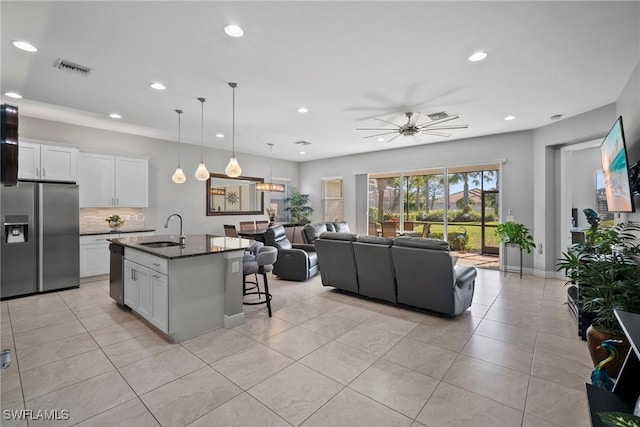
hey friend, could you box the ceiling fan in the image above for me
[356,111,468,143]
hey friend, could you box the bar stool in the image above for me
[243,241,263,294]
[242,246,277,317]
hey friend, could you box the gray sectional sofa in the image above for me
[313,233,477,317]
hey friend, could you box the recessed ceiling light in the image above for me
[468,51,488,62]
[297,107,309,113]
[12,41,37,52]
[150,82,166,91]
[224,24,244,37]
[299,151,306,155]
[215,133,224,138]
[550,114,563,121]
[109,113,122,119]
[4,92,22,99]
[377,138,385,142]
[504,115,516,121]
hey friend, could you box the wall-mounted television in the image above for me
[599,116,634,212]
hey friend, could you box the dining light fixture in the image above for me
[171,109,186,184]
[195,97,210,181]
[256,144,285,193]
[224,82,242,177]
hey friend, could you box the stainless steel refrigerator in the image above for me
[1,182,79,298]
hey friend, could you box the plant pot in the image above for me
[586,325,630,379]
[108,221,124,230]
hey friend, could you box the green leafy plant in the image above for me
[105,215,122,224]
[557,221,640,335]
[598,412,640,427]
[284,192,313,224]
[495,221,535,253]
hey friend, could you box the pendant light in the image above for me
[256,144,285,192]
[224,82,242,177]
[194,97,210,181]
[171,110,187,184]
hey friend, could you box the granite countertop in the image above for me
[80,229,156,236]
[108,234,251,259]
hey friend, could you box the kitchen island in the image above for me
[109,234,251,343]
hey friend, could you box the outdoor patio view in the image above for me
[368,165,500,268]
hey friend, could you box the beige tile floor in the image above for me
[0,269,592,427]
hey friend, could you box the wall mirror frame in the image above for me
[206,173,265,216]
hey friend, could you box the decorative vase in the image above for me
[586,325,630,378]
[108,220,124,230]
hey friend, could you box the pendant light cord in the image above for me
[268,143,274,182]
[198,97,205,162]
[176,109,182,167]
[232,85,236,157]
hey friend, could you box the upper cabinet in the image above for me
[18,140,78,182]
[79,153,148,208]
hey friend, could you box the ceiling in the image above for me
[2,1,639,162]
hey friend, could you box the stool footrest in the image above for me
[242,291,272,305]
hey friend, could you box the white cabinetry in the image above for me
[80,232,154,277]
[79,153,148,208]
[124,249,168,333]
[18,140,78,182]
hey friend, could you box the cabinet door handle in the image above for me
[152,274,160,279]
[116,198,119,206]
[42,168,46,177]
[36,167,40,177]
[131,269,134,280]
[152,262,160,266]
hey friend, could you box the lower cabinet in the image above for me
[81,232,154,278]
[123,253,168,333]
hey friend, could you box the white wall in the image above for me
[299,131,535,268]
[20,116,300,235]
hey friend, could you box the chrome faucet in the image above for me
[164,214,186,245]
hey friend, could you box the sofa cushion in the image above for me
[319,232,357,241]
[393,236,449,250]
[333,221,350,232]
[356,235,394,246]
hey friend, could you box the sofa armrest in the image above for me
[293,243,316,253]
[454,265,477,288]
[273,248,311,281]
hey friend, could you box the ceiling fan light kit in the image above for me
[356,111,468,143]
[225,82,242,178]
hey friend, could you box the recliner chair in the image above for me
[352,235,397,303]
[391,237,476,316]
[263,225,319,281]
[314,232,358,293]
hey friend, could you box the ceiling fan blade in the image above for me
[362,131,400,139]
[417,114,460,127]
[420,124,469,130]
[408,112,421,126]
[422,130,451,137]
[356,128,396,131]
[386,134,402,143]
[373,118,403,128]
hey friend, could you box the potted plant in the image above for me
[284,191,313,224]
[106,215,124,230]
[495,221,536,253]
[557,220,640,377]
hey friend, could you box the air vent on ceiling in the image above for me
[54,59,92,76]
[427,111,450,121]
[294,140,312,146]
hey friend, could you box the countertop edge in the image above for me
[108,234,250,260]
[81,229,156,236]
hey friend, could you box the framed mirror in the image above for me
[206,173,265,216]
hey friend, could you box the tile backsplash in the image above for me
[80,208,146,234]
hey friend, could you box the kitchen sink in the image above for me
[139,241,183,248]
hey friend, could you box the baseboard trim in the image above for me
[224,312,245,328]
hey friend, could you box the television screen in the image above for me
[600,116,634,212]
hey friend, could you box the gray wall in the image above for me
[299,131,535,269]
[571,147,601,221]
[20,116,300,235]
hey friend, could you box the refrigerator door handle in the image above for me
[38,184,44,292]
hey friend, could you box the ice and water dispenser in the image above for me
[4,215,28,243]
